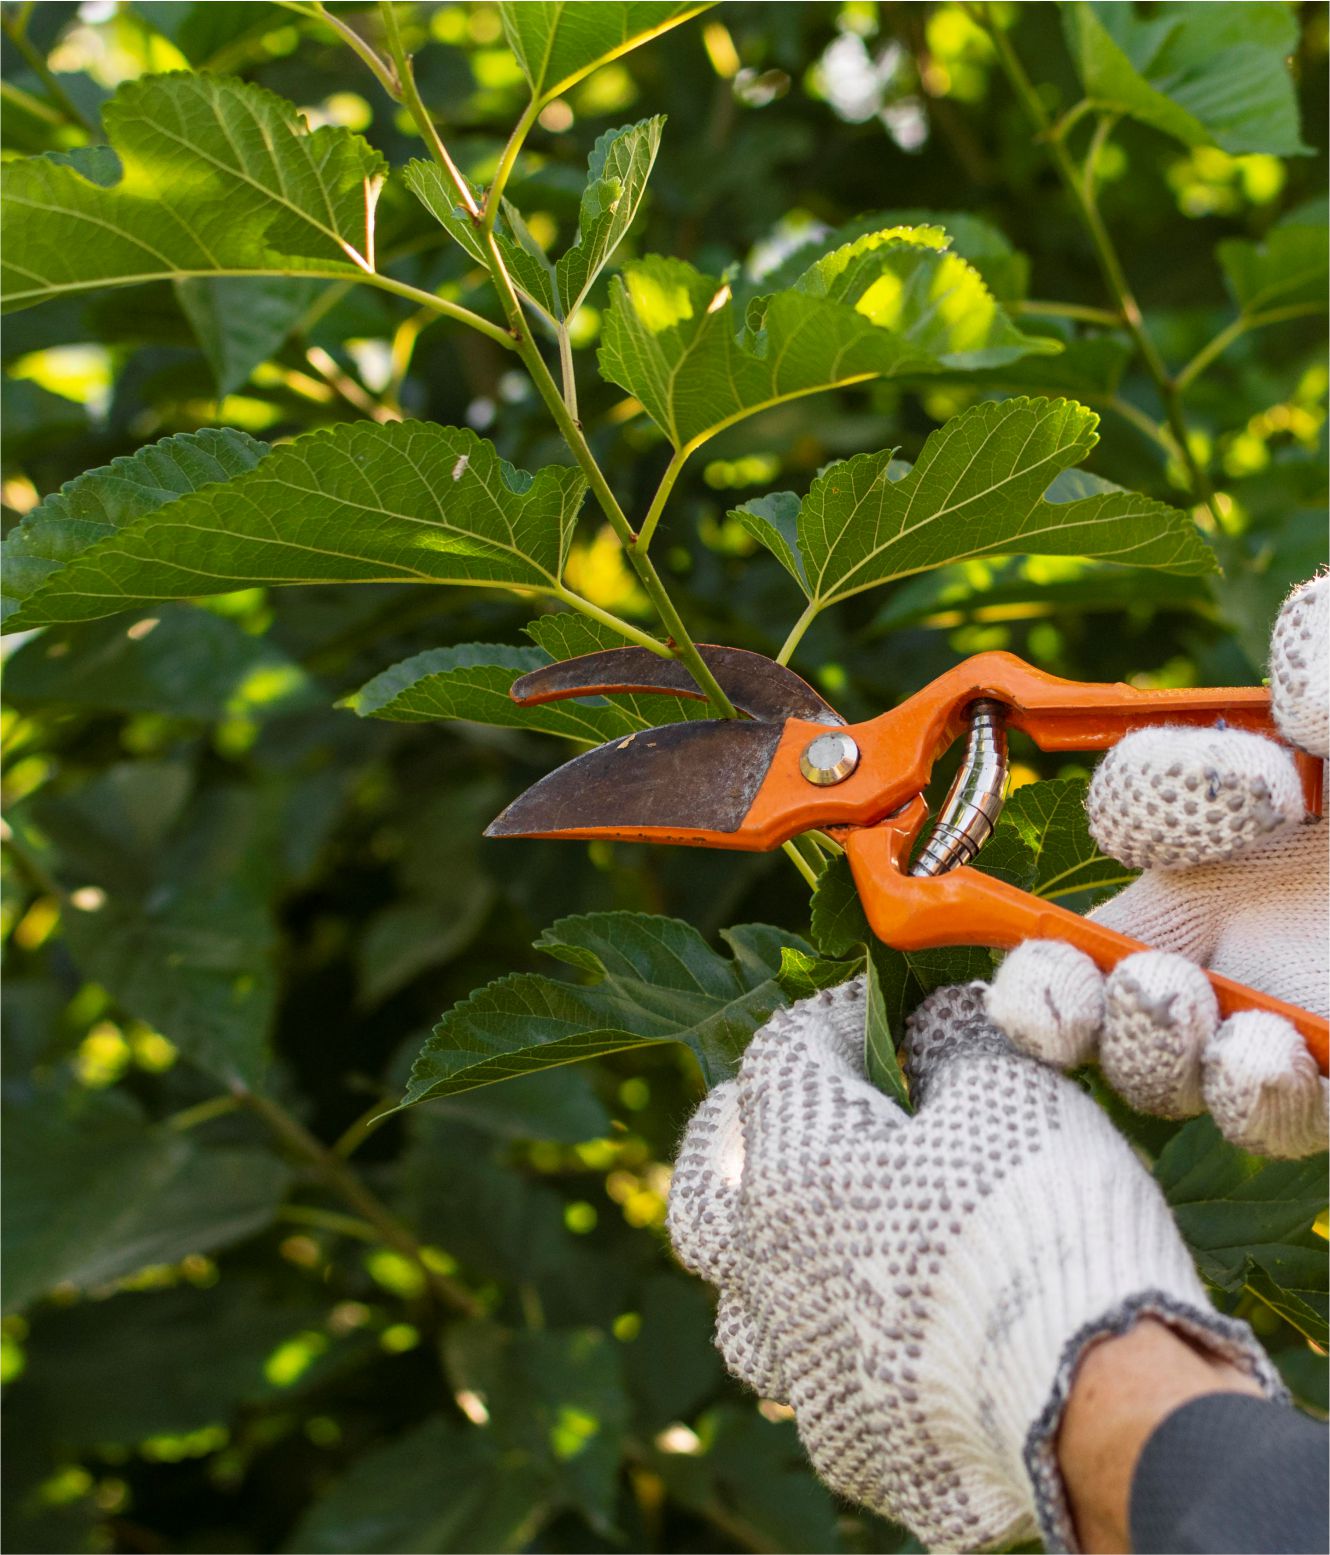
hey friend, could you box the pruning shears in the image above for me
[485,645,1328,1074]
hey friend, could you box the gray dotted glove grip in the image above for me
[668,981,1281,1552]
[987,576,1328,1157]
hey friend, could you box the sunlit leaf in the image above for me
[404,913,809,1103]
[1061,2,1310,156]
[599,233,1058,451]
[735,397,1215,624]
[4,422,587,630]
[500,2,712,103]
[1,72,388,312]
[2,1085,290,1312]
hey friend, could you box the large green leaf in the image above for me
[404,913,808,1104]
[4,422,587,630]
[735,397,1214,624]
[1,427,267,626]
[1,72,388,312]
[1217,200,1329,315]
[445,1322,630,1534]
[997,777,1136,913]
[2,605,318,721]
[598,233,1057,451]
[1061,2,1310,156]
[176,274,323,396]
[500,2,711,103]
[2,1085,290,1312]
[1154,1116,1328,1327]
[407,119,664,326]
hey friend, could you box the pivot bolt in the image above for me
[799,731,860,786]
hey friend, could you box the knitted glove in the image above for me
[667,980,1282,1553]
[987,575,1328,1157]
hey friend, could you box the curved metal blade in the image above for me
[485,720,785,839]
[509,645,843,724]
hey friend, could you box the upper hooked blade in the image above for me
[509,645,844,724]
[485,720,785,841]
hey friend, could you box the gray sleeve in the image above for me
[1130,1393,1328,1554]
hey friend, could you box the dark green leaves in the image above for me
[1,427,267,627]
[3,423,587,630]
[1061,2,1309,156]
[2,1086,289,1312]
[998,778,1135,912]
[500,2,711,103]
[404,913,808,1104]
[1,72,388,311]
[600,232,1056,451]
[735,397,1214,627]
[1217,200,1329,314]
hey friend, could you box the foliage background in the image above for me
[1,3,1326,1552]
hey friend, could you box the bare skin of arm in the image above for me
[1058,1318,1266,1553]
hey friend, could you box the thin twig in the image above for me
[1175,303,1327,393]
[379,2,479,218]
[0,9,96,134]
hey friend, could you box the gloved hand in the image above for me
[667,980,1281,1553]
[987,575,1328,1157]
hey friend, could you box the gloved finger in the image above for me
[985,940,1103,1068]
[1203,1011,1329,1159]
[1087,725,1305,871]
[1100,951,1216,1117]
[714,1284,787,1402]
[1270,574,1328,758]
[666,1080,744,1285]
[901,980,1015,1105]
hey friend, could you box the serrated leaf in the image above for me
[1217,201,1329,314]
[2,605,317,721]
[598,236,1058,452]
[1154,1116,1327,1292]
[500,2,711,103]
[410,118,663,331]
[776,946,857,1001]
[864,948,910,1109]
[4,422,587,631]
[1061,2,1309,156]
[735,397,1215,623]
[1,72,388,312]
[404,913,809,1103]
[2,1085,290,1312]
[445,1322,629,1534]
[176,274,322,395]
[997,777,1135,912]
[1,427,267,626]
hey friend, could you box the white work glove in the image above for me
[987,575,1328,1157]
[667,980,1282,1553]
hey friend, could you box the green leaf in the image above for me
[735,397,1215,621]
[1061,2,1310,156]
[410,119,664,328]
[4,422,587,631]
[1242,1239,1327,1346]
[2,605,318,721]
[1154,1116,1328,1294]
[500,2,711,103]
[864,947,911,1109]
[2,1085,290,1312]
[445,1322,630,1533]
[176,274,322,396]
[1,427,267,627]
[997,777,1136,912]
[1,72,388,312]
[599,235,1058,451]
[287,1414,547,1554]
[404,912,809,1104]
[1217,200,1329,314]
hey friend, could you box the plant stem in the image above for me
[981,7,1220,523]
[297,0,398,98]
[362,271,514,348]
[1175,303,1327,393]
[0,10,96,135]
[483,100,542,236]
[554,587,671,653]
[332,1096,397,1159]
[638,448,689,551]
[556,324,579,422]
[166,1094,242,1131]
[1011,299,1123,328]
[278,1203,383,1241]
[776,600,819,666]
[236,1087,482,1317]
[379,1,479,218]
[782,840,818,889]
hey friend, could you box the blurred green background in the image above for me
[2,4,1326,1552]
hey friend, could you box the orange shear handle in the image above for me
[845,804,1330,1077]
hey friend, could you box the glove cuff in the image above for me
[1023,1290,1287,1554]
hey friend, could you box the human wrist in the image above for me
[1057,1318,1264,1553]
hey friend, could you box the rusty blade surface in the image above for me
[485,720,785,839]
[509,645,844,725]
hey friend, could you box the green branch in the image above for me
[1175,303,1327,393]
[0,8,96,135]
